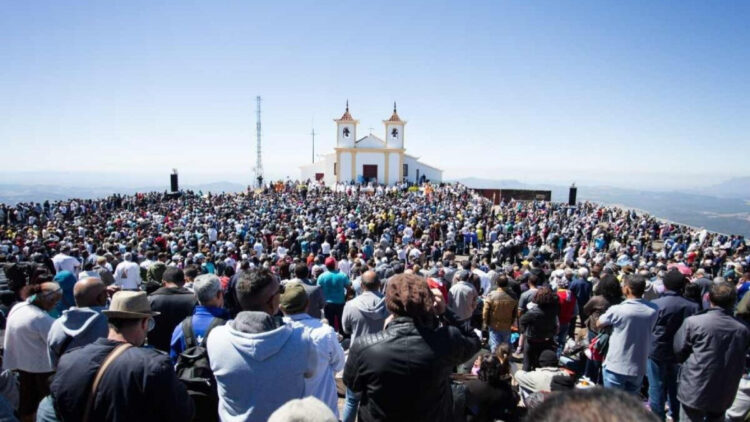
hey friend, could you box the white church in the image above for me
[300,102,443,186]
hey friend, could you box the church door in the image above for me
[363,165,378,182]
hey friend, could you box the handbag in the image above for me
[82,343,133,422]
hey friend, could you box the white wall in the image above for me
[388,153,400,184]
[404,155,442,183]
[339,152,353,182]
[355,152,386,183]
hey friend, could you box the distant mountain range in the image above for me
[1,178,748,238]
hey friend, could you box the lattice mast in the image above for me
[254,96,263,187]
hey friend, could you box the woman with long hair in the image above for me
[583,273,623,381]
[519,286,560,371]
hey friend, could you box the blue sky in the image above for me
[1,1,748,189]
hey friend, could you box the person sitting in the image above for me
[464,344,519,422]
[514,349,569,394]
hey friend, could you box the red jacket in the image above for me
[557,289,577,325]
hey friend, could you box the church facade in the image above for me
[300,103,443,186]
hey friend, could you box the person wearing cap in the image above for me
[450,269,479,325]
[514,349,569,394]
[147,267,197,352]
[50,290,194,421]
[3,282,61,422]
[646,269,699,421]
[317,257,351,333]
[281,281,345,418]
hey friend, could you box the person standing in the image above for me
[450,270,479,325]
[341,270,388,422]
[113,252,142,290]
[207,269,318,422]
[482,274,518,352]
[281,282,345,418]
[597,275,658,394]
[343,273,481,422]
[287,264,325,319]
[147,267,197,352]
[50,291,194,422]
[317,257,351,332]
[674,282,750,422]
[647,270,699,421]
[3,283,61,422]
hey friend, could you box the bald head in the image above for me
[74,277,107,307]
[361,270,380,292]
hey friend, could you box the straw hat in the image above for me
[102,291,160,319]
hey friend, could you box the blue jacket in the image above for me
[170,305,229,363]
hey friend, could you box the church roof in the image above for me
[337,100,355,121]
[386,102,403,122]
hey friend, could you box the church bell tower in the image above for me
[335,100,358,148]
[384,102,405,149]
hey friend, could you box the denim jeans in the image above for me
[488,329,511,353]
[647,359,680,421]
[556,323,569,357]
[602,368,643,395]
[36,395,58,422]
[342,387,361,422]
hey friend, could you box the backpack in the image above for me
[587,331,610,363]
[175,317,225,422]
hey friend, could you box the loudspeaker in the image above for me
[568,186,577,206]
[170,173,179,193]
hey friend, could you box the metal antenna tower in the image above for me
[254,96,263,187]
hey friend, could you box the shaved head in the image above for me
[74,277,107,307]
[361,270,380,291]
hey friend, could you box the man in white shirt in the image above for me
[280,282,344,418]
[113,252,142,290]
[321,241,331,257]
[52,246,80,275]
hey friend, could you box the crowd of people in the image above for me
[0,180,748,422]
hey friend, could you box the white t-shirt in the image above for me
[3,301,55,373]
[321,242,331,255]
[113,261,142,290]
[52,253,80,275]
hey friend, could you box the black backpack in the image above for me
[175,317,225,422]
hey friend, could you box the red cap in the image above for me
[325,257,337,268]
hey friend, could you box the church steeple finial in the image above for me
[386,101,402,122]
[338,99,354,121]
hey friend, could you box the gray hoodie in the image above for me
[342,291,389,345]
[47,306,109,369]
[207,311,318,422]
